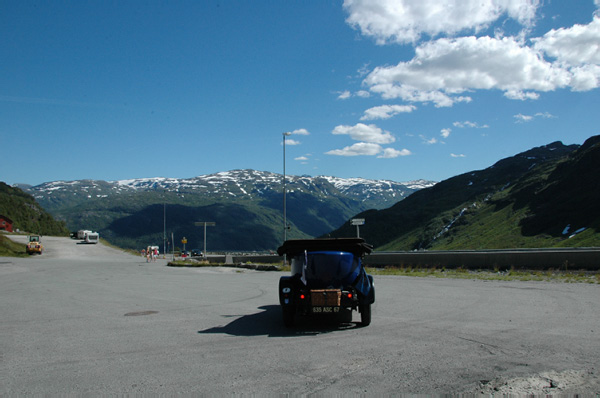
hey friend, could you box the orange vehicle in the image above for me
[26,235,43,255]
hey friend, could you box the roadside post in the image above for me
[351,218,365,238]
[194,222,216,259]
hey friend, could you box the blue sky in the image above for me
[2,0,599,186]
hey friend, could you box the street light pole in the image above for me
[283,132,291,264]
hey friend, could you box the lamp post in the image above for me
[283,132,291,264]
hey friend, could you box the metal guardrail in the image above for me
[202,248,600,271]
[362,248,600,271]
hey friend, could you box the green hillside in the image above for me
[43,190,352,251]
[328,136,600,250]
[0,182,69,236]
[101,201,312,252]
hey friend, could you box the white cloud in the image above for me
[291,128,310,135]
[441,128,451,138]
[364,35,579,106]
[357,63,371,77]
[332,123,395,144]
[360,104,417,120]
[325,142,411,158]
[338,90,352,100]
[295,156,309,161]
[514,111,556,123]
[343,0,540,45]
[453,121,489,128]
[420,135,438,144]
[504,90,540,100]
[326,142,383,156]
[282,129,310,146]
[535,111,556,119]
[514,113,534,122]
[450,153,466,158]
[337,90,371,99]
[533,16,600,66]
[532,16,600,91]
[343,2,600,107]
[378,148,412,158]
[568,64,600,91]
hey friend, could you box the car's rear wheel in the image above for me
[360,303,371,326]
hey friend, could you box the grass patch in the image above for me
[0,234,28,257]
[364,266,599,284]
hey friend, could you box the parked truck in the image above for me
[276,238,375,328]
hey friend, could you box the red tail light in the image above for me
[300,294,306,300]
[347,293,353,299]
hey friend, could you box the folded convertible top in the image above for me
[277,238,373,257]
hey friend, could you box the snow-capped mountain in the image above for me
[25,169,436,211]
[19,170,435,251]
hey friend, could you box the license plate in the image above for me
[311,306,340,313]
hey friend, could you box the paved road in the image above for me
[1,236,599,394]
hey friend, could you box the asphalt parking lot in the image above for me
[1,236,599,394]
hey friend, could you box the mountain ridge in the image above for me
[20,170,435,251]
[327,138,600,250]
[0,182,69,236]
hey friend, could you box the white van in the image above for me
[85,232,99,244]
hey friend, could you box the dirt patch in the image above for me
[471,369,600,395]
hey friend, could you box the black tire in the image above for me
[367,275,375,304]
[360,303,371,326]
[282,306,295,328]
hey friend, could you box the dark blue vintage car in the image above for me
[276,238,375,327]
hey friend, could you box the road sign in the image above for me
[351,218,365,238]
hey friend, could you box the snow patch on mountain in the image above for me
[23,169,437,210]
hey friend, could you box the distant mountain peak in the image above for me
[21,170,436,250]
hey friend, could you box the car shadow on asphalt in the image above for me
[197,305,363,337]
